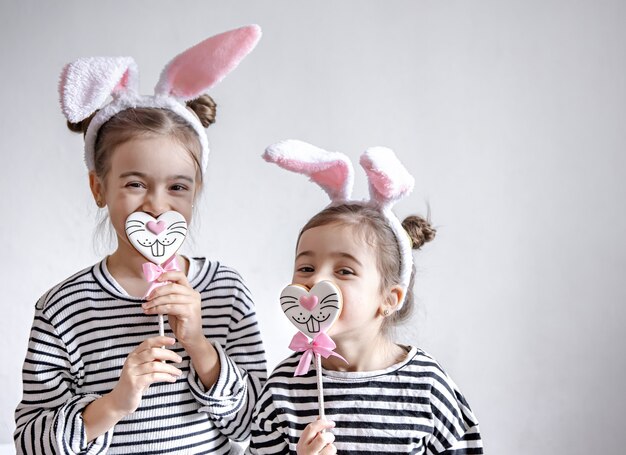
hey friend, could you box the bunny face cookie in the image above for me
[280,281,343,339]
[125,211,188,264]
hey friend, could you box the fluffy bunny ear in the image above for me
[59,56,138,123]
[155,24,262,101]
[360,147,415,209]
[263,140,354,202]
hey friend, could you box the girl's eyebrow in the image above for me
[119,171,147,179]
[334,252,363,266]
[295,250,362,266]
[171,175,195,183]
[295,250,314,261]
[118,171,194,183]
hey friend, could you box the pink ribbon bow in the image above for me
[142,256,180,298]
[289,331,348,376]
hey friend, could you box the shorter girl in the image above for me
[249,141,483,454]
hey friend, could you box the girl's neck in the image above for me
[322,332,407,373]
[107,241,152,279]
[106,239,188,297]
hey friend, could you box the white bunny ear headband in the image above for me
[263,139,416,309]
[59,24,262,174]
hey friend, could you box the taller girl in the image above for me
[15,25,266,454]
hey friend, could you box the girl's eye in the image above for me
[337,268,355,276]
[126,182,145,189]
[170,184,188,191]
[297,266,314,273]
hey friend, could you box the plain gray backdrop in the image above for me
[1,1,625,453]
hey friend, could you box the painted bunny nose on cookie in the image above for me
[146,220,166,235]
[299,295,319,311]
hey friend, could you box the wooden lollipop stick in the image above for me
[315,353,325,420]
[159,314,166,351]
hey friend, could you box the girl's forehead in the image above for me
[297,223,375,257]
[110,136,197,172]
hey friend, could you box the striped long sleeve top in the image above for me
[15,257,267,454]
[249,346,482,454]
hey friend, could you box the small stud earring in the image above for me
[383,309,390,317]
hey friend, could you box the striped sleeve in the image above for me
[425,358,483,454]
[441,425,483,454]
[14,304,113,455]
[187,266,267,442]
[248,374,289,454]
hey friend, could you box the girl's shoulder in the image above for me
[35,261,103,311]
[403,346,467,390]
[189,257,255,311]
[267,352,304,379]
[259,353,316,397]
[190,257,248,287]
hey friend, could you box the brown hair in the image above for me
[67,94,217,183]
[297,203,436,329]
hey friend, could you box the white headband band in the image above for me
[59,25,262,175]
[263,139,415,309]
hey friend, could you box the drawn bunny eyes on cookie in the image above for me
[125,211,188,264]
[280,281,343,339]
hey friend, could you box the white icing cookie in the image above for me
[125,211,188,264]
[280,281,343,339]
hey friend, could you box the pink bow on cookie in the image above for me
[142,256,180,298]
[289,332,347,376]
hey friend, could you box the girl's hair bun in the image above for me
[187,94,217,128]
[66,113,95,135]
[402,215,436,250]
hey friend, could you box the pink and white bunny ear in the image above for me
[263,140,354,202]
[360,146,415,209]
[155,24,262,101]
[59,56,138,123]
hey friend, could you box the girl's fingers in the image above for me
[134,336,176,352]
[143,296,201,318]
[308,431,335,453]
[143,303,179,316]
[305,419,336,437]
[320,443,337,455]
[156,271,190,286]
[139,372,180,386]
[145,283,192,301]
[133,346,183,364]
[144,286,198,309]
[297,420,336,453]
[135,360,183,378]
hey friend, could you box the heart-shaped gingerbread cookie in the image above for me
[125,211,188,264]
[280,281,343,339]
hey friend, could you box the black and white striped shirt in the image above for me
[249,346,482,454]
[15,257,267,454]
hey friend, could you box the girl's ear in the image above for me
[380,285,403,317]
[360,147,415,209]
[60,57,139,123]
[263,139,354,202]
[388,285,404,311]
[155,24,262,101]
[89,171,105,207]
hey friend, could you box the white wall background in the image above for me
[1,1,624,453]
